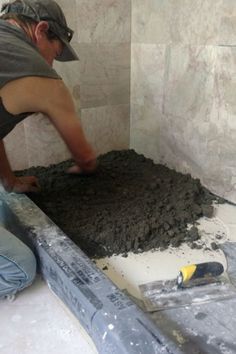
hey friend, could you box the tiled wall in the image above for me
[131,0,236,203]
[2,0,131,169]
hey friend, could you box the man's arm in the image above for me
[0,77,96,173]
[0,140,40,193]
[43,81,96,172]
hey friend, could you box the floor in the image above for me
[0,202,236,354]
[0,276,98,354]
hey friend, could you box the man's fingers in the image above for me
[29,177,41,189]
[13,183,40,193]
[26,184,41,193]
[13,176,41,193]
[66,165,82,174]
[66,159,97,175]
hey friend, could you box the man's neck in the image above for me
[6,19,36,44]
[6,19,22,29]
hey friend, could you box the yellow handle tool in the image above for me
[176,262,224,288]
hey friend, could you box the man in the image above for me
[0,0,96,297]
[0,0,97,193]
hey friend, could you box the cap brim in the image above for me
[56,38,79,62]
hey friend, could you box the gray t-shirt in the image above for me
[0,20,61,139]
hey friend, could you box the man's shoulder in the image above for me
[0,22,60,89]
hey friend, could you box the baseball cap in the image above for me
[1,0,79,61]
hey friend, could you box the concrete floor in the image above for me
[0,276,98,354]
[1,202,235,354]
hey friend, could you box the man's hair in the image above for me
[0,1,58,41]
[1,12,35,23]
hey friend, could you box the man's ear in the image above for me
[34,21,49,41]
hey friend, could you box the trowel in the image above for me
[139,262,236,312]
[176,262,224,288]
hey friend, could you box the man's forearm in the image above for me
[0,140,15,190]
[61,120,95,164]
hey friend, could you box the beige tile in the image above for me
[213,47,236,123]
[158,45,214,174]
[24,114,71,168]
[130,43,165,162]
[131,44,166,107]
[131,44,212,174]
[3,121,29,170]
[79,43,130,109]
[130,126,161,164]
[75,0,131,43]
[218,0,236,45]
[204,46,236,202]
[132,0,223,45]
[54,59,81,114]
[163,45,215,119]
[81,104,130,156]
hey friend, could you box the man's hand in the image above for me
[0,140,40,193]
[67,158,97,175]
[4,176,41,193]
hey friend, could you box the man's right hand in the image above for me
[67,158,97,175]
[4,176,40,193]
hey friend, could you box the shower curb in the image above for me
[0,190,182,354]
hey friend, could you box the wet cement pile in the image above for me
[17,150,223,258]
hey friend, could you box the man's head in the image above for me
[1,0,78,64]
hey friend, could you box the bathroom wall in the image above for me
[2,0,131,169]
[131,0,236,202]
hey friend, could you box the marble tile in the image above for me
[78,43,130,109]
[159,113,210,175]
[54,59,81,114]
[75,0,131,43]
[24,114,71,168]
[202,166,235,201]
[131,44,166,107]
[163,45,213,171]
[131,102,162,140]
[131,44,213,171]
[130,125,161,165]
[81,104,130,156]
[132,0,173,44]
[132,0,223,45]
[163,45,215,119]
[130,43,165,162]
[3,121,29,171]
[218,0,236,45]
[159,45,213,175]
[204,46,236,202]
[213,47,236,123]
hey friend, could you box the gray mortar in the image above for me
[16,149,224,258]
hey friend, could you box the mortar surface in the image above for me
[17,150,222,258]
